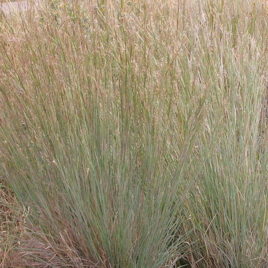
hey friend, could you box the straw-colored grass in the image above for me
[0,0,267,267]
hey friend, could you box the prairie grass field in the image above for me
[0,0,267,267]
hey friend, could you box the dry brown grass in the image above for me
[0,181,25,267]
[0,185,107,267]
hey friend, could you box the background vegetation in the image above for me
[0,0,267,267]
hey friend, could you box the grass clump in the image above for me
[0,0,267,267]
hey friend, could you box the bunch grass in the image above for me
[0,0,267,267]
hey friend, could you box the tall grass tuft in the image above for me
[0,0,267,267]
